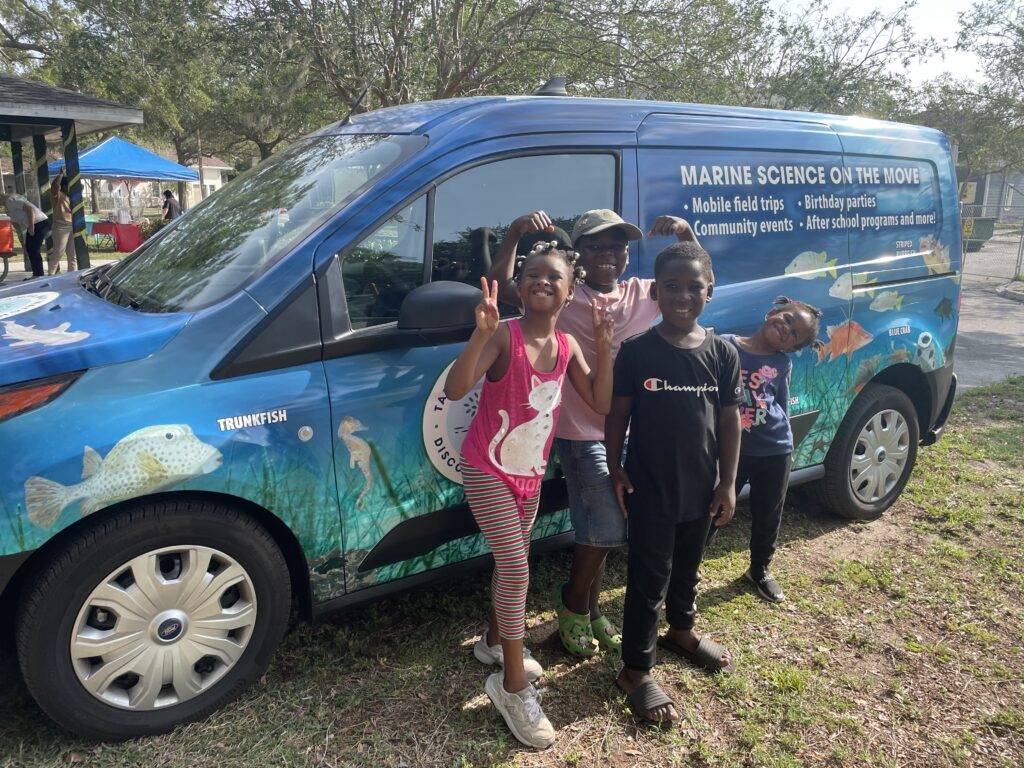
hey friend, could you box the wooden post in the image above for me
[60,121,91,269]
[11,140,30,269]
[11,140,25,194]
[33,134,52,256]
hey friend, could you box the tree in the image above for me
[3,0,945,166]
[731,1,929,117]
[208,4,331,160]
[903,78,1023,181]
[957,0,1024,168]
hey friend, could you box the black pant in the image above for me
[707,452,792,573]
[622,513,712,672]
[24,220,51,277]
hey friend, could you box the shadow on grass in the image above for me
[0,490,854,763]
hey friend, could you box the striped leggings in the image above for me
[462,465,540,641]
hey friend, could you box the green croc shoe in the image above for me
[591,616,622,657]
[553,583,597,657]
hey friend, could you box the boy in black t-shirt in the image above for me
[606,242,742,726]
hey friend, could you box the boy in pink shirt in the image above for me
[489,209,699,656]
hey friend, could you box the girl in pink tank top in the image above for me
[443,241,614,748]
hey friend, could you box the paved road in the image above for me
[957,231,1024,388]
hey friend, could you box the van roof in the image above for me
[319,95,945,144]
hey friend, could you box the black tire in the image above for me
[15,498,291,740]
[813,383,920,520]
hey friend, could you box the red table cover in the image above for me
[92,221,142,252]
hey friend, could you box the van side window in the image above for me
[430,154,616,285]
[342,196,427,329]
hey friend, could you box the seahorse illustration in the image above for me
[487,375,562,476]
[338,416,374,506]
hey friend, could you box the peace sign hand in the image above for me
[476,277,500,335]
[591,298,614,349]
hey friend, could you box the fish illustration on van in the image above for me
[784,251,838,280]
[2,320,89,347]
[869,290,904,313]
[488,375,561,476]
[23,425,222,528]
[338,416,374,507]
[850,354,885,394]
[828,272,878,301]
[934,296,954,322]
[816,320,873,363]
[920,235,951,275]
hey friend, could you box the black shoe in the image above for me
[746,567,786,603]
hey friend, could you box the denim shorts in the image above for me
[554,438,628,548]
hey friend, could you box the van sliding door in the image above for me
[832,123,961,396]
[636,114,855,469]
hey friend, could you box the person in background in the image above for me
[162,189,182,220]
[3,192,50,278]
[48,167,76,274]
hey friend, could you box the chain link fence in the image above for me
[960,202,1024,281]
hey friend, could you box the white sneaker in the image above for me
[484,672,555,749]
[473,630,543,681]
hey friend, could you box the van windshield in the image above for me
[93,133,426,312]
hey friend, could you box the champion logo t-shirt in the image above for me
[613,327,742,522]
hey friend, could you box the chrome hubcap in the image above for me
[70,545,257,711]
[849,409,910,504]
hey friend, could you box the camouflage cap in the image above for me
[570,209,644,246]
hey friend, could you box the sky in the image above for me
[772,0,983,85]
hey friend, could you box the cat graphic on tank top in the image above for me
[488,375,562,477]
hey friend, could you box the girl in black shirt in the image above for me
[606,242,742,726]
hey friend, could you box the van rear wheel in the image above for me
[15,499,290,740]
[815,384,919,520]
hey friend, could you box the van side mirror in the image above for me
[398,280,480,331]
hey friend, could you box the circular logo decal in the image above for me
[0,291,59,320]
[158,619,183,641]
[422,360,483,484]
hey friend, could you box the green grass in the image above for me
[1,379,1023,766]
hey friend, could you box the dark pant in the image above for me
[622,513,712,672]
[24,220,51,277]
[707,452,792,573]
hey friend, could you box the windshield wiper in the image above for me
[81,266,141,310]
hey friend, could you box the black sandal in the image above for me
[615,677,677,727]
[658,634,735,674]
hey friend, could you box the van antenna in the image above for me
[340,83,371,125]
[533,76,568,97]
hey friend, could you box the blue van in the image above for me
[0,96,959,738]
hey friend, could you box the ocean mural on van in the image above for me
[640,146,960,474]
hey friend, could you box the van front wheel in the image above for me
[816,384,919,520]
[16,500,291,740]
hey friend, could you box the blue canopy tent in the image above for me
[48,136,198,181]
[48,137,199,233]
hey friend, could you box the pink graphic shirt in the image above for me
[461,319,570,503]
[555,278,660,440]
